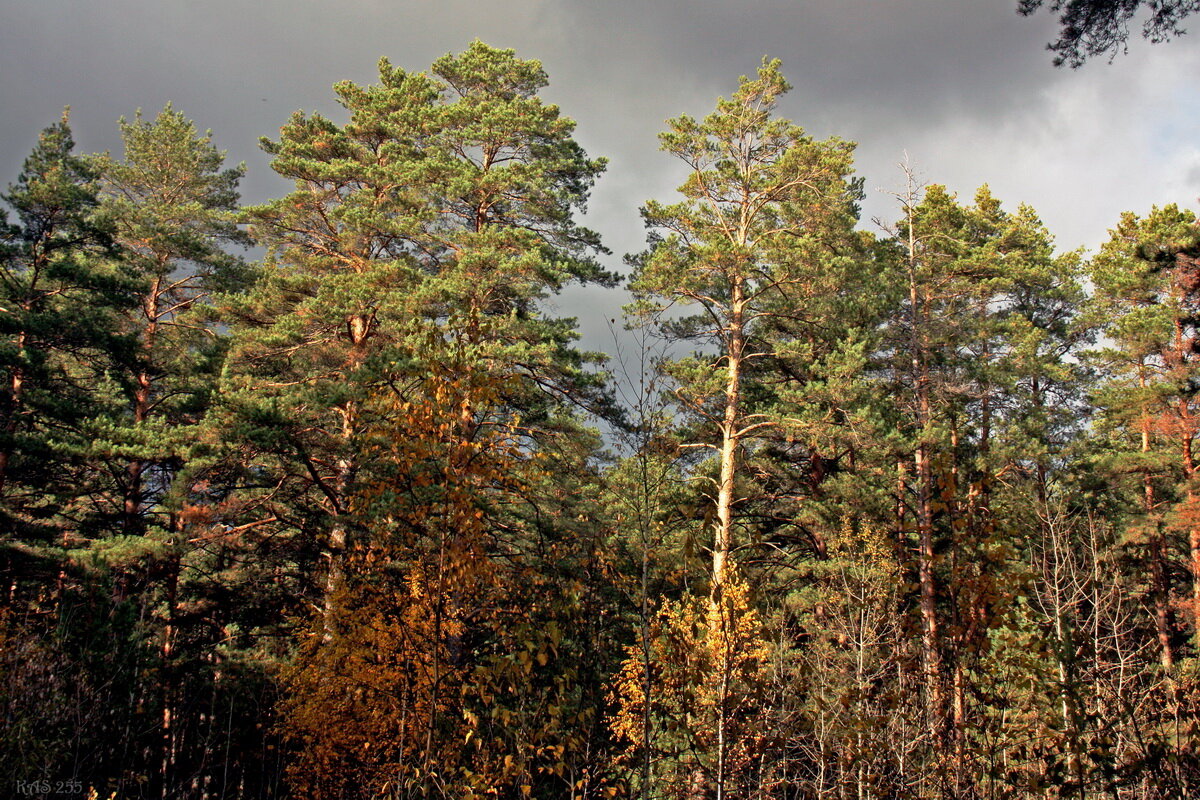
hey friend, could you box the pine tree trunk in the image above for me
[321,313,371,638]
[902,194,944,742]
[1170,307,1200,646]
[1178,399,1200,646]
[123,370,152,534]
[160,549,180,800]
[915,437,942,737]
[321,408,355,640]
[1190,518,1200,646]
[713,283,745,597]
[124,277,163,535]
[1140,369,1175,671]
[910,282,942,741]
[710,279,745,800]
[948,414,966,762]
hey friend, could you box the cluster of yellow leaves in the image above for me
[281,362,516,798]
[281,355,600,798]
[609,573,772,799]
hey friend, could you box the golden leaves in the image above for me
[609,572,772,798]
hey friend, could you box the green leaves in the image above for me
[0,114,139,535]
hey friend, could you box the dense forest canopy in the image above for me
[2,40,1200,800]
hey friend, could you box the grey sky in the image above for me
[3,0,1198,347]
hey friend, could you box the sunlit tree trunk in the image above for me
[1140,366,1176,671]
[905,200,943,741]
[123,275,162,536]
[713,280,746,598]
[321,313,371,639]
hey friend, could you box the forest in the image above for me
[2,39,1200,800]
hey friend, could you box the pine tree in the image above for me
[97,105,249,536]
[93,105,251,799]
[1089,204,1200,661]
[0,112,157,799]
[214,42,617,797]
[0,112,135,562]
[624,58,865,800]
[873,178,1089,788]
[628,57,863,597]
[220,42,612,630]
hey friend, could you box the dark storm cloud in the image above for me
[537,0,1078,258]
[1,0,1197,315]
[555,0,1063,131]
[0,1,1062,200]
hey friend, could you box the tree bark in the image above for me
[713,281,745,598]
[320,312,372,639]
[159,547,180,800]
[123,276,164,535]
[908,219,943,740]
[1140,369,1176,671]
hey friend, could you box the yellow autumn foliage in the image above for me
[609,571,772,799]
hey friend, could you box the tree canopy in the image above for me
[3,44,1200,800]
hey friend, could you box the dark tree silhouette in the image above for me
[1019,0,1200,66]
